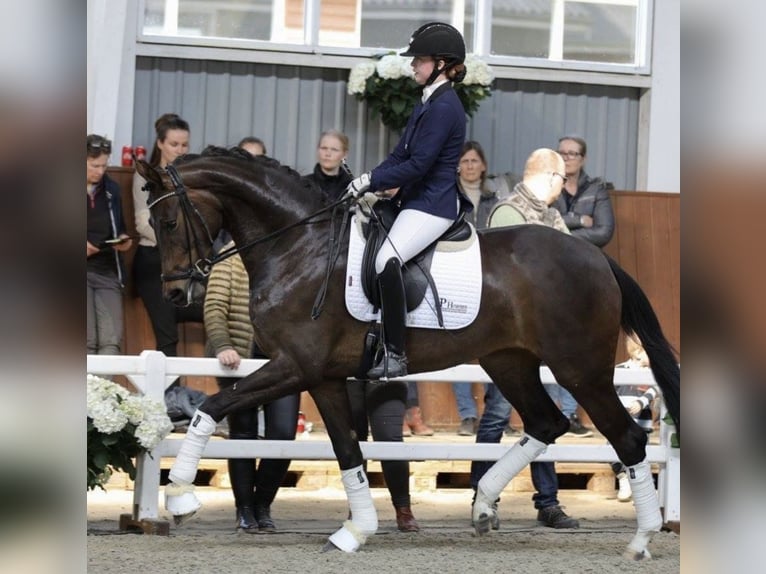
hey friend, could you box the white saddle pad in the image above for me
[344,215,482,330]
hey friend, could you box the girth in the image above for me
[360,200,471,323]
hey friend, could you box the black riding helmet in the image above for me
[400,22,466,86]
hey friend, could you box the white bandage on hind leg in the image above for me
[625,459,663,557]
[168,410,216,485]
[474,435,547,521]
[328,465,379,552]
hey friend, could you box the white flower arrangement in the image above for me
[87,374,173,489]
[348,52,494,131]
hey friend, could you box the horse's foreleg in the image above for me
[164,361,298,525]
[310,380,378,553]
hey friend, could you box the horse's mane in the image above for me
[173,145,319,196]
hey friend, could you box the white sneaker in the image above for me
[617,473,632,502]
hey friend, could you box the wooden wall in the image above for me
[108,167,679,429]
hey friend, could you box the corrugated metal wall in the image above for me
[133,56,639,188]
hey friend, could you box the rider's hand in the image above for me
[347,172,371,197]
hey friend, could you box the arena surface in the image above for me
[87,485,680,573]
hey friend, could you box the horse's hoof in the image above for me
[473,513,492,536]
[321,540,341,553]
[172,510,197,526]
[165,484,202,525]
[623,547,652,561]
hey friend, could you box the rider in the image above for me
[347,22,470,379]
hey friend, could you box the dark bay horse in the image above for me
[136,149,679,559]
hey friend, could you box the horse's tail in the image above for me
[606,255,680,439]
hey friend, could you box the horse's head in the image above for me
[135,159,223,307]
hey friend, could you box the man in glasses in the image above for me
[87,134,132,357]
[469,148,580,531]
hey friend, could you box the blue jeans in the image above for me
[544,383,577,418]
[470,384,559,509]
[452,382,478,420]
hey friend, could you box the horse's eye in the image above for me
[163,219,178,231]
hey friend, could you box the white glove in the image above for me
[347,172,371,197]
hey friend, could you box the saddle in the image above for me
[360,199,472,316]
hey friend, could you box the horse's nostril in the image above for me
[166,288,186,305]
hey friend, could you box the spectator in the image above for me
[553,135,615,247]
[402,381,434,436]
[238,136,267,157]
[204,235,300,533]
[302,130,351,201]
[613,334,658,502]
[455,141,520,437]
[87,134,132,356]
[549,134,615,437]
[474,148,579,530]
[132,113,196,357]
[346,22,470,380]
[347,380,421,531]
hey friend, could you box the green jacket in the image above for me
[203,245,253,359]
[487,183,571,234]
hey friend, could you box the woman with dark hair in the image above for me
[132,113,192,357]
[346,22,470,379]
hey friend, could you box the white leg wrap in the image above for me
[168,410,216,485]
[473,435,547,523]
[327,465,378,552]
[624,459,662,560]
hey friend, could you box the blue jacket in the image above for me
[87,173,127,286]
[370,83,467,220]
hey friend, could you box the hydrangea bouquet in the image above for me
[87,374,173,490]
[348,52,494,131]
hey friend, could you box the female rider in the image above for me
[347,22,470,379]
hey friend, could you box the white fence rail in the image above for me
[87,351,680,524]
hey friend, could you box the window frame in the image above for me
[136,0,654,87]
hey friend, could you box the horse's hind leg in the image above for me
[309,379,378,553]
[555,366,661,560]
[472,349,569,534]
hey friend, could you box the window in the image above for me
[140,0,650,73]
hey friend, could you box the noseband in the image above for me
[147,164,216,284]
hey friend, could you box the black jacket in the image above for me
[302,163,352,202]
[552,171,615,247]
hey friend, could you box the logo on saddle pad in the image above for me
[344,214,483,330]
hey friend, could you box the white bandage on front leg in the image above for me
[168,410,216,485]
[327,465,378,552]
[624,459,663,560]
[473,435,547,523]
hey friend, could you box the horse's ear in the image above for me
[136,160,163,188]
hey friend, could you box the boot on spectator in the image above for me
[404,406,434,436]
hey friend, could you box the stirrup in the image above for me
[366,351,408,380]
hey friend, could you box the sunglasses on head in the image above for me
[88,137,112,155]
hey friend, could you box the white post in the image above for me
[133,351,168,520]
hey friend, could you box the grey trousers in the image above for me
[87,271,124,355]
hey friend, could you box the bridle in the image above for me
[147,164,218,284]
[147,164,356,316]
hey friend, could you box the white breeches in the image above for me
[374,208,454,274]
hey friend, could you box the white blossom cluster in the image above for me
[87,374,173,450]
[462,54,495,86]
[348,52,493,95]
[347,52,414,95]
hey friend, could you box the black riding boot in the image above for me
[367,258,408,379]
[229,458,257,531]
